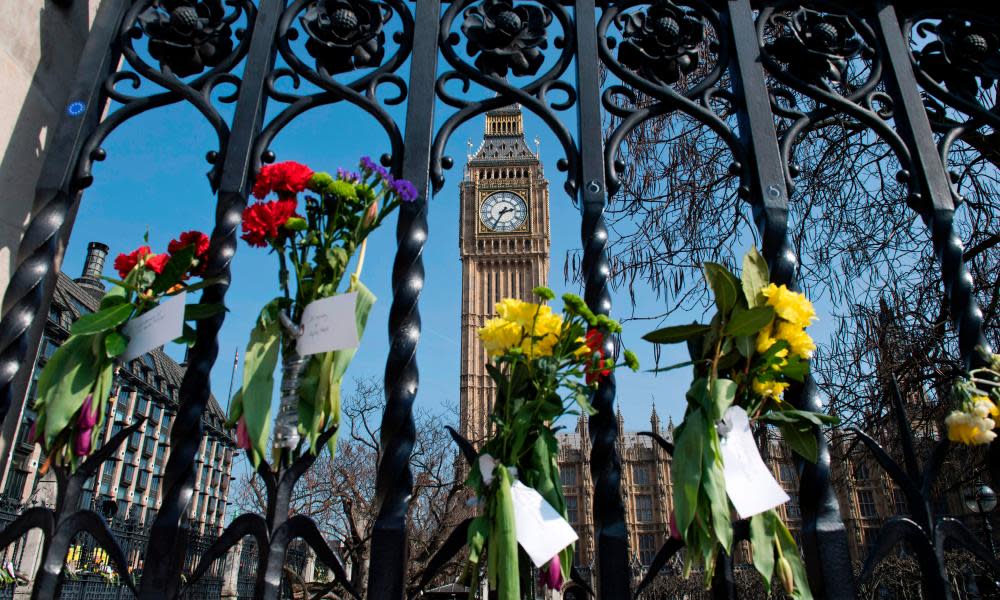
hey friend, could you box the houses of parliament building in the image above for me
[456,104,991,582]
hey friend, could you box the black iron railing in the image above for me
[0,1,997,598]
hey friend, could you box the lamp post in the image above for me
[963,484,998,557]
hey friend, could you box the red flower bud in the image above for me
[113,246,152,279]
[236,417,251,451]
[539,556,563,591]
[77,394,98,430]
[73,428,92,457]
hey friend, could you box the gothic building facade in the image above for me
[0,242,235,537]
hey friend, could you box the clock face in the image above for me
[480,191,527,232]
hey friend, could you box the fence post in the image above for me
[724,0,854,597]
[220,539,242,600]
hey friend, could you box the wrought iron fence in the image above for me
[0,0,998,598]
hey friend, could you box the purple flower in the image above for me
[73,429,92,457]
[236,417,251,451]
[337,168,360,183]
[360,156,379,172]
[78,394,98,430]
[539,556,563,591]
[392,178,418,202]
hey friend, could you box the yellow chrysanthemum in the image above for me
[972,395,999,419]
[761,284,817,328]
[496,298,553,328]
[753,379,789,400]
[946,410,997,445]
[522,312,564,358]
[479,317,523,357]
[756,327,789,358]
[774,321,816,359]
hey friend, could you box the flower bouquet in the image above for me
[462,287,638,598]
[32,231,220,470]
[228,158,416,466]
[945,348,1000,445]
[642,248,836,598]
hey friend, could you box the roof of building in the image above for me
[51,271,229,425]
[469,105,538,166]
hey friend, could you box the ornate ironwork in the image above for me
[615,2,705,86]
[299,0,389,74]
[461,0,552,78]
[137,0,239,77]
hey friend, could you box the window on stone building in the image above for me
[138,470,149,490]
[638,534,656,566]
[854,462,870,481]
[892,488,907,515]
[40,338,58,361]
[779,463,796,483]
[857,490,877,519]
[635,495,653,522]
[632,464,651,485]
[123,465,136,483]
[786,492,801,519]
[144,436,155,456]
[561,467,577,487]
[101,474,113,495]
[3,470,27,500]
[129,430,141,450]
[566,496,578,524]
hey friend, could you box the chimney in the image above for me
[76,241,109,297]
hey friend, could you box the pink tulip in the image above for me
[26,422,38,445]
[73,428,92,457]
[236,417,251,451]
[669,512,681,540]
[78,394,98,430]
[539,556,563,591]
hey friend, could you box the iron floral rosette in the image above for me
[461,0,552,78]
[137,0,236,77]
[615,2,705,86]
[765,7,865,89]
[299,0,388,74]
[915,17,1000,103]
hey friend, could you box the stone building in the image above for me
[0,241,235,536]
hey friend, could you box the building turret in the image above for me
[75,241,108,298]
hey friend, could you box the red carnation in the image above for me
[113,246,152,279]
[584,329,611,385]
[241,199,300,247]
[169,230,211,276]
[145,253,170,275]
[251,161,314,199]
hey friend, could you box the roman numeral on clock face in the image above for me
[480,191,527,232]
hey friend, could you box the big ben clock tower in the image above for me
[460,105,550,444]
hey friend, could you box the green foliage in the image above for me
[238,308,282,467]
[642,323,710,344]
[70,304,134,336]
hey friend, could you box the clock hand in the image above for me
[493,206,513,229]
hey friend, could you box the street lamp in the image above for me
[963,484,998,556]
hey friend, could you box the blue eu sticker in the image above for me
[67,101,86,117]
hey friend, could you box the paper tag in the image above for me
[296,293,360,356]
[510,481,578,567]
[719,406,790,519]
[122,292,186,361]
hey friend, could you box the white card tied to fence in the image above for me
[122,292,187,361]
[296,293,360,356]
[719,405,790,519]
[510,481,578,568]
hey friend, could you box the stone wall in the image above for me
[0,0,100,304]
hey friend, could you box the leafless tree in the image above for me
[232,377,469,598]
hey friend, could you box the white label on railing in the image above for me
[296,292,360,356]
[511,481,578,568]
[122,292,186,361]
[720,405,790,519]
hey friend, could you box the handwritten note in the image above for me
[719,406,790,519]
[122,292,186,361]
[510,481,578,567]
[296,293,360,356]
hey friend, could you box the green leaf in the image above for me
[172,324,197,347]
[742,247,770,308]
[778,421,818,463]
[467,515,489,565]
[703,262,741,315]
[104,332,128,358]
[151,244,196,295]
[642,323,710,344]
[316,275,376,457]
[761,409,838,427]
[240,316,281,467]
[171,276,224,294]
[724,306,775,337]
[704,426,733,552]
[493,466,520,600]
[709,378,737,421]
[70,303,134,336]
[671,410,706,537]
[184,303,227,321]
[36,335,105,447]
[781,354,810,382]
[735,335,754,358]
[750,511,777,592]
[647,360,702,374]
